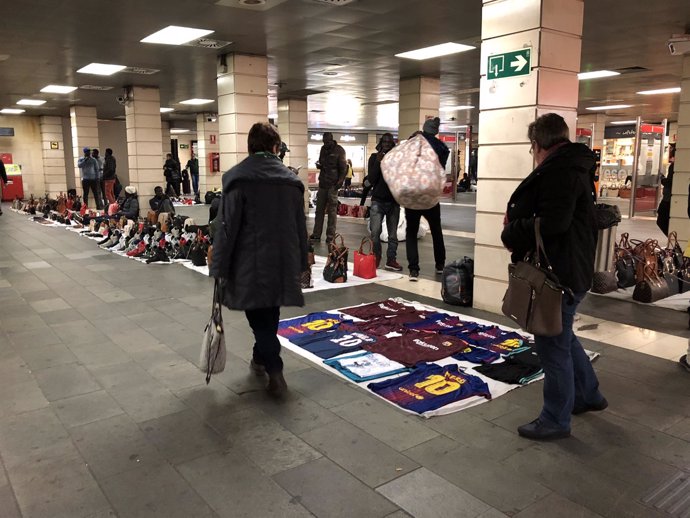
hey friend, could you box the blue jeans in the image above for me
[369,200,400,261]
[535,292,603,430]
[191,173,199,195]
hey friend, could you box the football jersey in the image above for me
[363,329,469,366]
[324,351,410,382]
[368,363,491,413]
[405,315,478,334]
[339,299,416,320]
[346,311,442,336]
[452,326,529,355]
[278,312,349,339]
[289,329,377,359]
[452,345,500,364]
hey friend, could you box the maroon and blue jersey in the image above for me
[451,345,500,364]
[368,363,491,414]
[450,326,528,355]
[362,329,469,367]
[278,312,350,339]
[346,311,442,336]
[339,299,416,320]
[405,315,478,334]
[289,329,378,359]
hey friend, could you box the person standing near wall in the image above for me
[77,147,102,209]
[92,149,106,208]
[102,148,117,204]
[164,153,181,197]
[310,132,347,244]
[186,153,200,196]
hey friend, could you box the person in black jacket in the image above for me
[656,144,675,236]
[310,132,347,244]
[113,186,139,220]
[501,113,607,441]
[406,117,449,281]
[149,186,175,215]
[211,122,308,397]
[368,133,402,271]
[164,153,181,197]
[103,148,117,204]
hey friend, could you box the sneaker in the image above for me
[517,418,570,441]
[572,397,609,415]
[409,271,419,282]
[385,259,403,272]
[435,264,445,274]
[250,359,266,376]
[679,354,690,373]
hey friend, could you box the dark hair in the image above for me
[248,122,281,154]
[376,132,395,152]
[105,148,113,155]
[527,113,570,150]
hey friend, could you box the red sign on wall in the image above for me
[0,153,13,164]
[209,134,216,144]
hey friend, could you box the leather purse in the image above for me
[199,279,227,383]
[353,237,377,279]
[502,218,572,337]
[591,271,618,294]
[323,233,348,283]
[300,243,315,289]
[614,237,636,289]
[633,264,670,303]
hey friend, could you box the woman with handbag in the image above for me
[501,113,607,441]
[210,122,308,397]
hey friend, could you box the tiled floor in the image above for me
[0,205,688,518]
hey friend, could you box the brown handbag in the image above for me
[633,264,670,303]
[502,218,572,337]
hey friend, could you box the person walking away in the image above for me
[102,148,117,204]
[310,132,347,244]
[501,113,607,441]
[92,149,106,207]
[186,153,200,196]
[405,117,449,281]
[344,159,354,190]
[0,159,7,216]
[368,133,402,271]
[211,122,308,397]
[656,144,675,236]
[78,147,102,209]
[164,153,181,197]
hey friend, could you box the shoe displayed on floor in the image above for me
[572,397,609,415]
[435,265,445,274]
[385,259,403,272]
[679,354,690,373]
[250,359,266,376]
[409,271,419,282]
[267,371,287,397]
[517,418,570,440]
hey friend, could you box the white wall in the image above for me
[61,117,75,190]
[98,119,129,185]
[0,115,46,197]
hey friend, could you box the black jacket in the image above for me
[164,159,181,181]
[118,196,139,220]
[0,161,7,184]
[501,143,598,293]
[317,142,347,189]
[103,155,117,180]
[422,132,450,168]
[210,153,308,310]
[149,195,175,215]
[367,152,395,203]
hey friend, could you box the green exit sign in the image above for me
[487,48,532,80]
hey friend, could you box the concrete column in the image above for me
[125,86,163,200]
[398,77,440,141]
[473,0,584,313]
[196,114,220,192]
[670,55,690,245]
[161,120,170,156]
[217,54,268,172]
[40,116,68,195]
[70,106,99,187]
[277,98,308,205]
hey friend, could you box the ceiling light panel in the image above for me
[141,26,214,45]
[396,42,475,60]
[586,104,632,111]
[179,98,214,105]
[637,87,681,95]
[77,63,127,75]
[578,70,620,80]
[170,128,190,133]
[40,85,77,94]
[610,120,637,125]
[1,108,25,114]
[17,99,46,106]
[160,107,175,113]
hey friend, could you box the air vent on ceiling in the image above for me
[185,38,233,49]
[122,66,160,75]
[80,85,114,91]
[305,0,357,5]
[614,66,649,73]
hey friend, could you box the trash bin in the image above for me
[595,225,617,272]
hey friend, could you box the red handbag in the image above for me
[353,237,377,279]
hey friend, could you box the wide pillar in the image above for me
[217,54,269,172]
[196,114,220,192]
[398,77,440,140]
[40,116,68,195]
[277,98,308,205]
[670,55,690,245]
[70,106,99,187]
[473,0,584,313]
[125,86,163,200]
[161,120,170,155]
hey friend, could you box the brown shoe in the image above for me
[250,359,266,376]
[267,371,288,398]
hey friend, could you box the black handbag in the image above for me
[614,249,636,288]
[661,255,680,295]
[323,233,348,283]
[502,218,572,337]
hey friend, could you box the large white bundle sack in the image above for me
[381,134,445,210]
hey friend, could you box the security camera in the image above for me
[668,34,690,55]
[206,115,217,122]
[116,95,126,105]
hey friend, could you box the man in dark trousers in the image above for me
[77,147,102,209]
[310,132,347,244]
[102,148,117,204]
[185,153,200,196]
[211,122,308,397]
[501,113,607,441]
[405,117,449,281]
[164,153,181,196]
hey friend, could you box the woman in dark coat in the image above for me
[501,113,606,441]
[210,122,308,396]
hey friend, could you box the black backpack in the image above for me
[205,191,220,204]
[441,257,474,306]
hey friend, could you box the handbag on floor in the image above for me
[502,218,572,337]
[633,264,670,303]
[323,233,348,283]
[591,271,618,294]
[301,243,315,289]
[200,279,227,383]
[353,237,377,279]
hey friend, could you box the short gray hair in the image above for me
[527,113,570,150]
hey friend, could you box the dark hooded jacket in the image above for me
[210,153,308,310]
[317,141,347,189]
[501,142,597,293]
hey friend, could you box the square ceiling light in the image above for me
[396,42,475,60]
[1,108,25,114]
[637,87,681,95]
[160,107,175,113]
[586,104,632,111]
[17,99,47,106]
[578,70,620,80]
[179,98,214,105]
[170,128,190,134]
[77,63,126,76]
[40,84,77,94]
[141,25,214,45]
